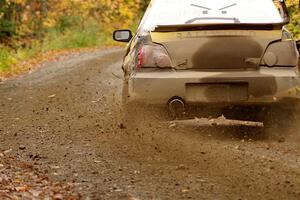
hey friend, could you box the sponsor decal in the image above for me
[176,30,257,39]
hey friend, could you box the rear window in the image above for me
[141,0,287,31]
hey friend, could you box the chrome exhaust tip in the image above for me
[168,97,185,117]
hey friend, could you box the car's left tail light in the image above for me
[137,44,172,69]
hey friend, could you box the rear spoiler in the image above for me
[154,0,290,33]
[153,22,288,32]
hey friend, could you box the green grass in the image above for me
[0,20,113,73]
[0,48,17,71]
[42,21,112,51]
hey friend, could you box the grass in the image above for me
[42,21,112,50]
[0,48,17,72]
[0,20,114,75]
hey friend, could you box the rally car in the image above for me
[113,0,300,127]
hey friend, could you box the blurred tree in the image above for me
[0,0,299,43]
[0,0,142,41]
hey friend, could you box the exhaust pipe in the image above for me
[168,97,186,117]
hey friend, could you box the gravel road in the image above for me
[1,48,300,199]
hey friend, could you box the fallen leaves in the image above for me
[0,152,81,199]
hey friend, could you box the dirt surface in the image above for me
[1,48,300,199]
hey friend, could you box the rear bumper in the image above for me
[128,68,300,107]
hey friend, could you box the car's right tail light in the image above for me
[137,44,172,69]
[261,40,298,67]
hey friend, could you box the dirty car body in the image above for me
[114,0,300,116]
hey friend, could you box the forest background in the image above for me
[0,0,299,75]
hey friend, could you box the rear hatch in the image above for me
[150,29,282,70]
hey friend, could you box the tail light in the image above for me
[261,40,298,67]
[137,44,172,69]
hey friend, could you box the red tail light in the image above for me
[137,47,144,69]
[137,44,172,69]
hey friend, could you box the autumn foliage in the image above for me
[0,0,298,74]
[0,0,143,42]
[0,0,145,73]
[0,0,299,42]
[286,0,300,37]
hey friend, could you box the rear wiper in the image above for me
[190,3,211,10]
[185,17,240,24]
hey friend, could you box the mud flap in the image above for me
[169,115,264,128]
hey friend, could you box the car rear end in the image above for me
[128,0,300,114]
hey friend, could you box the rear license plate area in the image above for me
[186,83,249,103]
